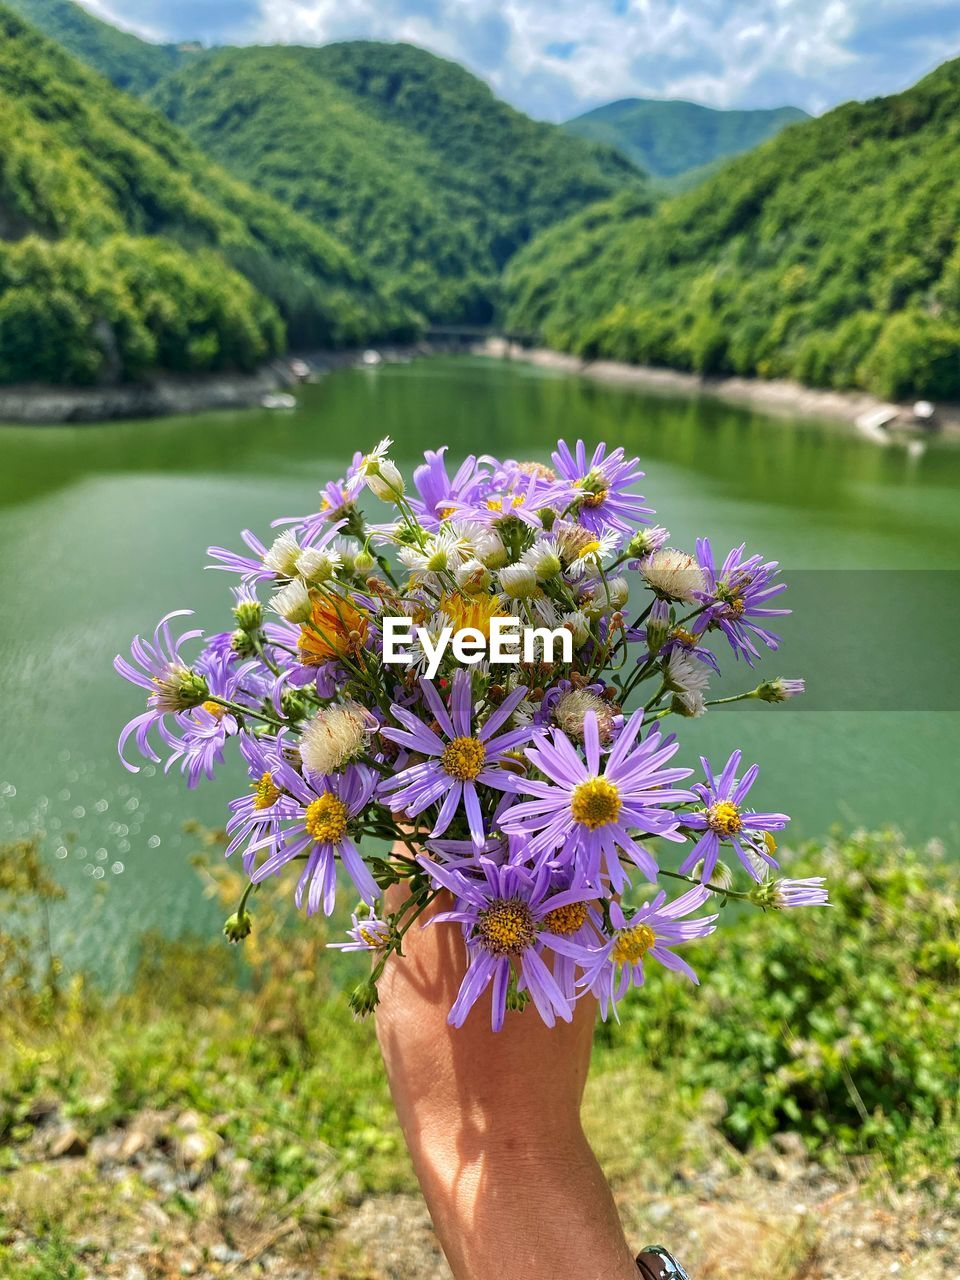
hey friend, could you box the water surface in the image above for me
[1,357,958,983]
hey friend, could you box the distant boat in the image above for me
[288,358,310,380]
[361,349,383,367]
[913,400,936,422]
[261,392,297,410]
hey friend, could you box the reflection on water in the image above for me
[1,356,959,983]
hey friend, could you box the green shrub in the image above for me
[610,830,960,1168]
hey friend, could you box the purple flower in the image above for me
[226,733,300,872]
[680,751,790,883]
[379,670,531,847]
[752,876,830,910]
[409,447,486,529]
[423,856,599,1030]
[207,520,344,584]
[114,610,206,772]
[329,911,392,952]
[250,762,379,916]
[501,709,692,890]
[552,886,717,1020]
[692,539,789,665]
[546,439,654,534]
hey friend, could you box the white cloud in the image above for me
[74,0,960,120]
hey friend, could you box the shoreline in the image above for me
[3,338,959,439]
[0,365,295,426]
[0,342,449,426]
[475,341,960,441]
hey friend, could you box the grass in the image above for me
[0,829,957,1276]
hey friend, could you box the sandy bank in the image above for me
[477,341,960,441]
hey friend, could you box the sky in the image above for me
[82,0,960,120]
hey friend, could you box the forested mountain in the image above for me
[563,98,807,181]
[3,0,188,93]
[0,8,409,385]
[148,42,645,322]
[507,60,960,400]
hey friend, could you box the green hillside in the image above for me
[506,61,960,400]
[3,0,187,93]
[0,8,409,385]
[149,42,645,322]
[563,98,807,180]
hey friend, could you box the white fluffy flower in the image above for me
[520,538,563,580]
[296,544,342,584]
[300,701,373,775]
[553,688,619,744]
[269,577,312,623]
[498,563,538,599]
[639,548,706,602]
[262,530,302,577]
[564,529,621,579]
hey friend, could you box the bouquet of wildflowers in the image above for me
[116,437,826,1029]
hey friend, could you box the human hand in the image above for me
[375,875,640,1280]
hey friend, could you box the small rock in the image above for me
[178,1129,222,1167]
[119,1129,150,1161]
[771,1131,806,1158]
[176,1109,203,1133]
[48,1126,87,1158]
[141,1160,174,1189]
[124,1266,147,1280]
[210,1243,243,1264]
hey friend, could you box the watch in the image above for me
[636,1246,691,1279]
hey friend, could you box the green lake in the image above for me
[1,356,958,984]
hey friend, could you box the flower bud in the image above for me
[230,628,256,657]
[607,575,629,608]
[223,910,252,943]
[756,677,805,703]
[627,525,669,558]
[348,976,381,1019]
[645,600,670,652]
[232,599,263,631]
[354,547,376,574]
[366,459,405,501]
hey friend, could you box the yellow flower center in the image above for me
[582,489,608,509]
[358,926,387,949]
[670,627,697,646]
[477,898,537,955]
[543,901,590,936]
[577,539,602,558]
[571,777,622,829]
[304,793,349,843]
[251,771,281,810]
[706,800,742,835]
[612,923,657,965]
[201,700,227,720]
[441,736,486,781]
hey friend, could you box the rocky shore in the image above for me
[477,341,960,441]
[0,366,302,426]
[6,1096,955,1280]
